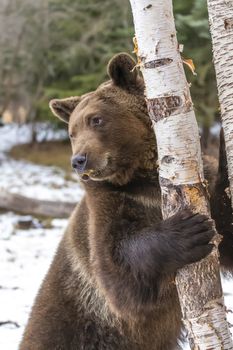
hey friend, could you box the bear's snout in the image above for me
[71,154,87,173]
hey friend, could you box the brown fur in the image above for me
[20,53,232,350]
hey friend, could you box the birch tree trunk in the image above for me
[129,1,233,348]
[207,0,233,209]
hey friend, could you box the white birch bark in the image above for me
[129,0,233,348]
[207,0,233,209]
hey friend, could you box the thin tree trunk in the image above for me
[207,0,233,209]
[0,23,26,116]
[129,0,233,348]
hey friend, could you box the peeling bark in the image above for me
[129,0,233,348]
[207,0,233,211]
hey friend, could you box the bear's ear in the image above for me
[107,53,140,91]
[49,96,81,123]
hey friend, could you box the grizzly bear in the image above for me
[19,53,233,350]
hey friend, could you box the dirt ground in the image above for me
[9,140,72,173]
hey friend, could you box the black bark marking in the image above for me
[161,155,175,164]
[144,58,173,69]
[143,4,152,10]
[0,321,20,328]
[224,18,233,30]
[147,96,182,122]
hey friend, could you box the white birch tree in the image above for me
[207,0,233,208]
[129,0,233,348]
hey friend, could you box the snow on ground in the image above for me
[0,213,66,350]
[0,122,84,202]
[0,123,68,153]
[0,157,83,202]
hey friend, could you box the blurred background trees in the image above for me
[0,0,218,137]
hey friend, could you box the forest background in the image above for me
[0,0,218,141]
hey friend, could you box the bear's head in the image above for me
[49,53,157,186]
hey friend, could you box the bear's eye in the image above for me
[69,134,74,139]
[90,116,103,127]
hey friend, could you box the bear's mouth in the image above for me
[77,156,118,182]
[78,155,113,182]
[79,167,114,182]
[81,173,90,181]
[79,169,95,182]
[79,169,105,182]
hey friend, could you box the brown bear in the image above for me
[19,53,233,350]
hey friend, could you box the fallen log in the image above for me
[0,190,76,218]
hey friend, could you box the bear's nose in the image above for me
[71,154,87,172]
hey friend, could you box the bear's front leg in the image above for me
[91,208,215,318]
[123,210,215,275]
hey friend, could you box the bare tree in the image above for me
[129,0,233,348]
[0,0,49,123]
[207,0,233,210]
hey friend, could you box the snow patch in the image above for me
[0,213,66,349]
[0,157,83,202]
[0,123,68,153]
